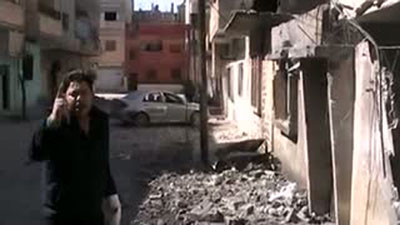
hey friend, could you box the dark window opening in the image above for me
[238,63,244,96]
[104,12,117,21]
[23,54,34,81]
[251,58,262,115]
[141,40,163,52]
[227,67,233,101]
[105,40,116,51]
[0,65,10,110]
[273,59,298,141]
[252,0,278,12]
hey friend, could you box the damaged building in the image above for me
[208,0,400,224]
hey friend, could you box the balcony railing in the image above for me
[38,2,61,20]
[0,0,24,30]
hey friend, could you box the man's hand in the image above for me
[102,194,121,225]
[47,85,70,126]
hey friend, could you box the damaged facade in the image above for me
[208,0,400,224]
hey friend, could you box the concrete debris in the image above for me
[133,161,332,225]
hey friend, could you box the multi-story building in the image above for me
[125,8,189,92]
[0,0,101,117]
[0,0,28,116]
[96,0,132,92]
[27,0,101,100]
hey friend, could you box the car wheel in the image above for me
[133,113,150,126]
[190,112,200,127]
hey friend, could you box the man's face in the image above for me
[65,81,93,118]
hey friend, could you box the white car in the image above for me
[111,90,200,126]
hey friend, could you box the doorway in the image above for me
[0,65,10,110]
[128,73,138,91]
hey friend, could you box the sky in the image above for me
[135,0,184,12]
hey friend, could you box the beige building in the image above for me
[25,0,101,101]
[96,0,132,92]
[0,0,101,117]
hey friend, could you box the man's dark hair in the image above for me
[59,70,96,94]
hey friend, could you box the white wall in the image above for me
[96,67,124,92]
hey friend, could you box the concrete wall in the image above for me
[95,66,123,92]
[260,59,274,151]
[327,47,355,225]
[224,55,263,138]
[271,61,308,188]
[270,58,333,215]
[350,41,397,225]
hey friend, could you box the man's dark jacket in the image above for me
[29,107,117,220]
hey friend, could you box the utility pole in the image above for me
[198,0,209,165]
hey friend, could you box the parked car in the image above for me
[111,90,200,126]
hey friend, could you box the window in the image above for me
[171,69,182,80]
[238,63,244,96]
[143,92,163,102]
[170,43,182,53]
[104,12,117,21]
[141,40,163,52]
[105,40,116,51]
[23,54,34,81]
[251,58,262,114]
[164,93,184,104]
[227,67,233,101]
[62,13,69,31]
[146,70,158,81]
[273,60,298,141]
[0,65,10,110]
[129,48,136,60]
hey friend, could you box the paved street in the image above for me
[0,117,203,225]
[0,115,331,225]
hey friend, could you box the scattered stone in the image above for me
[133,159,331,225]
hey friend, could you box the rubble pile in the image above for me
[133,163,331,225]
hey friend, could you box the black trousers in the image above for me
[44,214,104,225]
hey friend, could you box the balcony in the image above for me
[100,20,124,30]
[0,0,24,30]
[38,2,62,37]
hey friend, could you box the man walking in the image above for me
[29,70,121,225]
